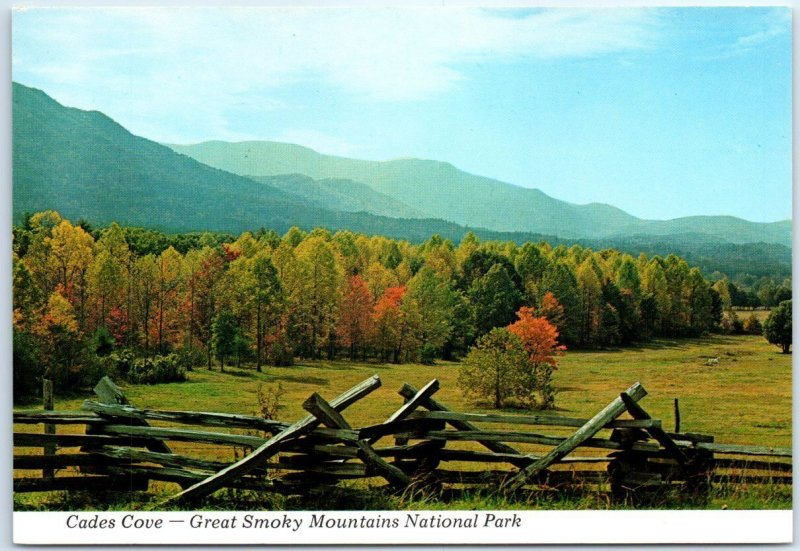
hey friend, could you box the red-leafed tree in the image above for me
[336,275,373,361]
[507,306,566,409]
[373,286,416,363]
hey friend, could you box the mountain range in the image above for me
[168,140,791,247]
[11,82,791,281]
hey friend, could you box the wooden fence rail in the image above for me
[13,376,791,505]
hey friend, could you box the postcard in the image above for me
[9,5,792,545]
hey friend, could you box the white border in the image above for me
[12,510,795,545]
[2,1,797,549]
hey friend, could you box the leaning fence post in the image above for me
[674,398,681,433]
[42,374,55,480]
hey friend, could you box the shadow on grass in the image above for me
[271,374,330,386]
[293,360,396,372]
[219,368,257,379]
[583,335,748,355]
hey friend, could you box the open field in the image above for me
[14,334,792,510]
[732,308,773,324]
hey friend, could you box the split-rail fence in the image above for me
[13,376,791,505]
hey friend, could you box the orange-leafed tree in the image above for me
[336,275,373,361]
[508,306,566,409]
[372,286,408,363]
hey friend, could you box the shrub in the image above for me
[267,333,294,366]
[176,345,205,371]
[743,313,763,335]
[255,382,285,421]
[108,350,187,384]
[91,326,115,356]
[420,344,438,365]
[720,311,744,335]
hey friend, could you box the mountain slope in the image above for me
[249,174,426,219]
[170,140,791,246]
[611,217,792,247]
[167,141,639,237]
[10,82,557,242]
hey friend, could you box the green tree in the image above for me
[763,300,792,353]
[252,252,282,371]
[212,309,239,370]
[405,266,456,360]
[458,328,530,409]
[576,258,603,346]
[514,242,547,301]
[539,261,580,343]
[468,264,522,338]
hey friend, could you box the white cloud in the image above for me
[12,7,661,142]
[15,7,659,101]
[732,8,790,54]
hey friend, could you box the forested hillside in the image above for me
[16,210,787,401]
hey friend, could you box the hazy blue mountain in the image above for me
[170,140,791,246]
[249,174,426,219]
[168,140,639,238]
[12,82,791,282]
[10,82,556,242]
[609,217,792,247]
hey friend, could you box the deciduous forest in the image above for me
[12,210,789,402]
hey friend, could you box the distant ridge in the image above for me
[170,140,791,247]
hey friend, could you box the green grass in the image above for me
[14,334,792,510]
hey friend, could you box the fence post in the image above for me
[42,376,55,480]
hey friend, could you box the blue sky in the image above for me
[12,7,792,222]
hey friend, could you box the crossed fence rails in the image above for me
[13,376,792,505]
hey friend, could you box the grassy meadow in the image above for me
[14,333,792,510]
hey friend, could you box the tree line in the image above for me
[12,210,780,399]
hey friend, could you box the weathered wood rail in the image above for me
[13,376,792,506]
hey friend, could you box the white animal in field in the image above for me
[705,357,719,366]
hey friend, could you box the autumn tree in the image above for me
[132,254,158,358]
[536,292,565,331]
[155,247,183,353]
[293,237,342,358]
[191,247,225,369]
[45,219,95,330]
[32,292,81,388]
[372,286,410,363]
[336,275,373,361]
[576,258,603,346]
[507,306,565,409]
